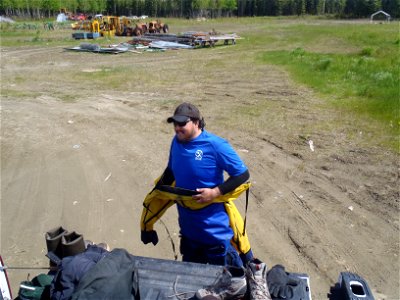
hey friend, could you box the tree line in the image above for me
[0,0,398,19]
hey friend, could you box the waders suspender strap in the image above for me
[243,187,249,236]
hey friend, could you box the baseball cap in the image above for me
[167,102,201,123]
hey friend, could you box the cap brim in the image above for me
[167,115,189,123]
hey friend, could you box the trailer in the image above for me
[0,256,12,300]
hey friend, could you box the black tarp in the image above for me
[71,248,312,300]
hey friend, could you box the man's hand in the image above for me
[141,230,159,245]
[193,187,221,203]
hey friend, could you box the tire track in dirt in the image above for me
[243,132,398,297]
[232,133,324,270]
[247,149,334,271]
[1,46,65,58]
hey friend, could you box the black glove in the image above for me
[141,230,158,245]
[267,265,287,296]
[267,265,301,299]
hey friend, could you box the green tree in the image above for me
[192,0,208,17]
[344,0,356,16]
[113,0,126,15]
[166,0,180,17]
[382,0,400,17]
[207,0,217,18]
[0,0,14,15]
[143,0,156,16]
[305,0,317,14]
[129,0,145,16]
[31,0,43,18]
[334,0,346,16]
[264,0,281,15]
[294,0,306,15]
[220,0,237,16]
[281,0,295,15]
[40,0,59,17]
[365,0,380,14]
[245,0,256,16]
[63,0,78,14]
[317,0,326,14]
[12,0,24,16]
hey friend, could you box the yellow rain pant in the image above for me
[140,182,252,255]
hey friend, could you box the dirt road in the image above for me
[1,26,398,299]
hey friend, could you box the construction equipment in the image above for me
[71,17,100,39]
[71,16,169,37]
[148,19,169,34]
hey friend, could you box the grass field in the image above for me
[258,21,399,147]
[1,16,399,151]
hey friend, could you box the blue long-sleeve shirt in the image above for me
[168,130,248,244]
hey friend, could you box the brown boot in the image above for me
[61,231,86,258]
[45,226,68,260]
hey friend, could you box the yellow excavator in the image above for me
[72,16,137,36]
[71,16,168,37]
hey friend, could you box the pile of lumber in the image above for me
[129,32,240,47]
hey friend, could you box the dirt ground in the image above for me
[1,22,399,299]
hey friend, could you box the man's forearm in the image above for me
[157,167,175,186]
[217,170,250,195]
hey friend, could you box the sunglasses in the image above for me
[173,119,191,127]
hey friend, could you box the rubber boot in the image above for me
[61,231,86,258]
[45,226,68,258]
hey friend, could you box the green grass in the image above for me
[0,20,127,47]
[0,89,41,98]
[1,17,399,150]
[252,20,399,150]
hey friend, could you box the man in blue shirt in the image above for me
[141,102,253,267]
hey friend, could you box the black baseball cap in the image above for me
[167,102,201,123]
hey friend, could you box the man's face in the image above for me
[173,119,198,142]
